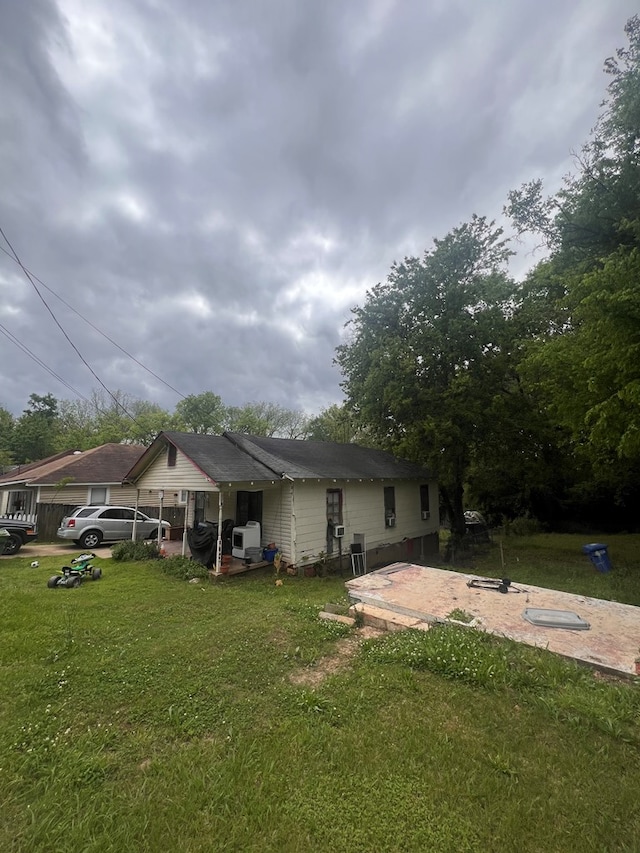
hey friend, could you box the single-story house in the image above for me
[124,431,439,572]
[0,444,182,536]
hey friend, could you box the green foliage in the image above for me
[502,515,544,536]
[362,625,640,741]
[159,555,209,580]
[336,215,518,534]
[0,546,640,851]
[305,403,369,444]
[223,401,309,437]
[0,558,640,853]
[110,540,160,561]
[501,17,640,527]
[174,391,225,434]
[11,393,60,463]
[0,407,15,470]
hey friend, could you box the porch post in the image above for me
[157,490,164,551]
[181,492,189,557]
[132,489,140,540]
[215,490,223,574]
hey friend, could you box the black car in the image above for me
[0,519,38,555]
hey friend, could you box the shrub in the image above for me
[503,515,543,536]
[160,555,209,581]
[111,540,160,561]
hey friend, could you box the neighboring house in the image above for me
[124,431,439,571]
[0,444,172,534]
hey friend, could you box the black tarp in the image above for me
[187,522,218,569]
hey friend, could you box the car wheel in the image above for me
[47,576,60,588]
[66,576,81,588]
[79,530,102,549]
[92,567,102,580]
[4,534,22,556]
[146,528,158,541]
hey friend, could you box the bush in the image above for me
[111,540,160,561]
[502,515,543,536]
[160,555,209,581]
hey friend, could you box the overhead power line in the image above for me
[0,322,91,401]
[0,226,147,430]
[0,242,186,400]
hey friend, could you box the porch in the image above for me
[0,488,37,525]
[160,536,274,577]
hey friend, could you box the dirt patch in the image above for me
[14,543,113,559]
[289,625,383,688]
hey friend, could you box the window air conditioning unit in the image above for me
[385,517,396,528]
[421,510,430,521]
[333,524,345,538]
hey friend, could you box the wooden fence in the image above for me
[34,504,186,543]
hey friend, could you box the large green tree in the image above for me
[306,403,363,444]
[223,402,309,438]
[506,16,640,520]
[336,216,519,536]
[12,393,60,463]
[174,392,225,434]
[0,407,15,471]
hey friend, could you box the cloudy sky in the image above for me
[0,0,636,419]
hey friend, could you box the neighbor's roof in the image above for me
[0,444,145,487]
[126,431,431,484]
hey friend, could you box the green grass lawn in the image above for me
[1,542,639,852]
[448,532,640,606]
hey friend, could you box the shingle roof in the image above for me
[229,433,431,480]
[0,444,145,486]
[163,433,279,482]
[0,450,77,484]
[126,432,431,484]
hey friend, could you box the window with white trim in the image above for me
[89,486,108,505]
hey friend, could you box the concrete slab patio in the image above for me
[347,562,640,678]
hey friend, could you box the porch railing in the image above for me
[0,511,38,526]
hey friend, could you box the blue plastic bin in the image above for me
[582,543,612,573]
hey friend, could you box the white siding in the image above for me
[292,479,439,563]
[134,446,215,493]
[261,483,292,555]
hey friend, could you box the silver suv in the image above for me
[57,506,170,549]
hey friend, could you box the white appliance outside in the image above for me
[232,521,261,559]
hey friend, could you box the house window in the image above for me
[167,444,177,467]
[89,487,108,505]
[236,491,263,527]
[420,484,430,520]
[178,490,189,505]
[384,486,396,527]
[326,489,343,554]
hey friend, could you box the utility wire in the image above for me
[0,322,91,401]
[0,242,186,399]
[0,226,146,429]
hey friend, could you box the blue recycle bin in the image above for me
[582,543,612,573]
